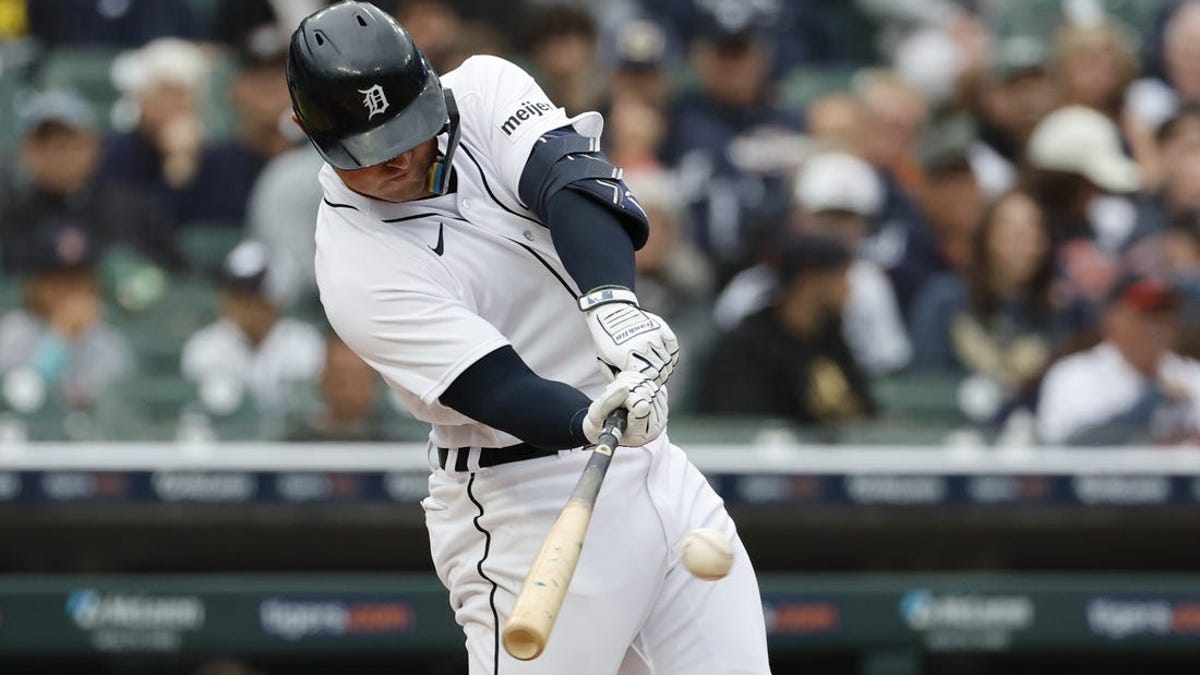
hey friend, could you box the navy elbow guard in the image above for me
[519,128,650,249]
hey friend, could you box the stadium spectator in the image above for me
[0,89,186,273]
[181,241,322,415]
[714,152,911,376]
[286,334,389,442]
[27,0,197,48]
[1053,19,1137,120]
[912,121,987,274]
[394,0,463,73]
[968,35,1056,198]
[216,33,295,179]
[101,38,281,226]
[523,5,601,115]
[660,3,804,283]
[1128,1,1200,134]
[246,140,324,309]
[1023,105,1141,324]
[607,19,671,108]
[650,0,865,75]
[852,69,944,316]
[1037,275,1200,445]
[600,20,671,169]
[0,227,134,411]
[696,234,875,425]
[910,190,1056,391]
[806,92,864,152]
[212,0,325,52]
[1132,105,1200,242]
[622,167,713,401]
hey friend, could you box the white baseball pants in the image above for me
[422,433,772,674]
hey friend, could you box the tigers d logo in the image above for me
[359,84,389,119]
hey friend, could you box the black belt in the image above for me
[437,443,560,471]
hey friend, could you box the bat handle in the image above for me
[595,408,628,455]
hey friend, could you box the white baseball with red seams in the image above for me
[680,528,736,581]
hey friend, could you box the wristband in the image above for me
[578,286,639,311]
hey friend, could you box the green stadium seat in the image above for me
[872,371,966,427]
[778,65,857,111]
[0,275,26,312]
[33,46,120,130]
[178,223,245,273]
[93,373,198,440]
[108,275,219,376]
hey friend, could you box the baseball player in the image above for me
[286,3,770,673]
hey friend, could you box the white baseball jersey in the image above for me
[314,55,609,450]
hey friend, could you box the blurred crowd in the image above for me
[1,0,1200,447]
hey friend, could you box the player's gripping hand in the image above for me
[583,370,667,447]
[579,287,680,387]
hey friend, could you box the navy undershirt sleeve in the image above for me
[545,188,636,294]
[439,346,592,449]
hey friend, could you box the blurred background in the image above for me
[3,0,1200,673]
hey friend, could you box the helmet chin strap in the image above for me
[426,89,461,195]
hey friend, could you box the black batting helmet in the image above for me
[286,1,458,178]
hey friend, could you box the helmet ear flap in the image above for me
[428,90,461,195]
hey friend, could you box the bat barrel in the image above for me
[500,408,628,661]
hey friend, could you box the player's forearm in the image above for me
[439,346,591,449]
[546,188,636,292]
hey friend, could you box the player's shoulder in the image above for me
[442,55,531,91]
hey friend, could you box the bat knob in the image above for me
[501,623,545,660]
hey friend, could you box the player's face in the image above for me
[334,138,439,203]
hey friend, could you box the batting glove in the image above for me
[582,370,668,448]
[579,286,680,387]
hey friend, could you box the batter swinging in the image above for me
[286,3,771,673]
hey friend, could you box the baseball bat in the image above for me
[501,407,629,661]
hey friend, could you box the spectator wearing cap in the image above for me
[598,19,671,171]
[0,89,186,273]
[659,2,804,283]
[220,29,295,171]
[608,19,670,108]
[912,118,987,277]
[27,0,196,48]
[1037,275,1200,445]
[910,191,1057,393]
[0,225,134,411]
[969,35,1057,198]
[650,0,858,77]
[100,37,271,226]
[181,241,323,415]
[1025,107,1141,237]
[1023,106,1141,322]
[213,0,326,54]
[714,152,911,376]
[696,234,875,425]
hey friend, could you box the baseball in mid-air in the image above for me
[680,528,734,580]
